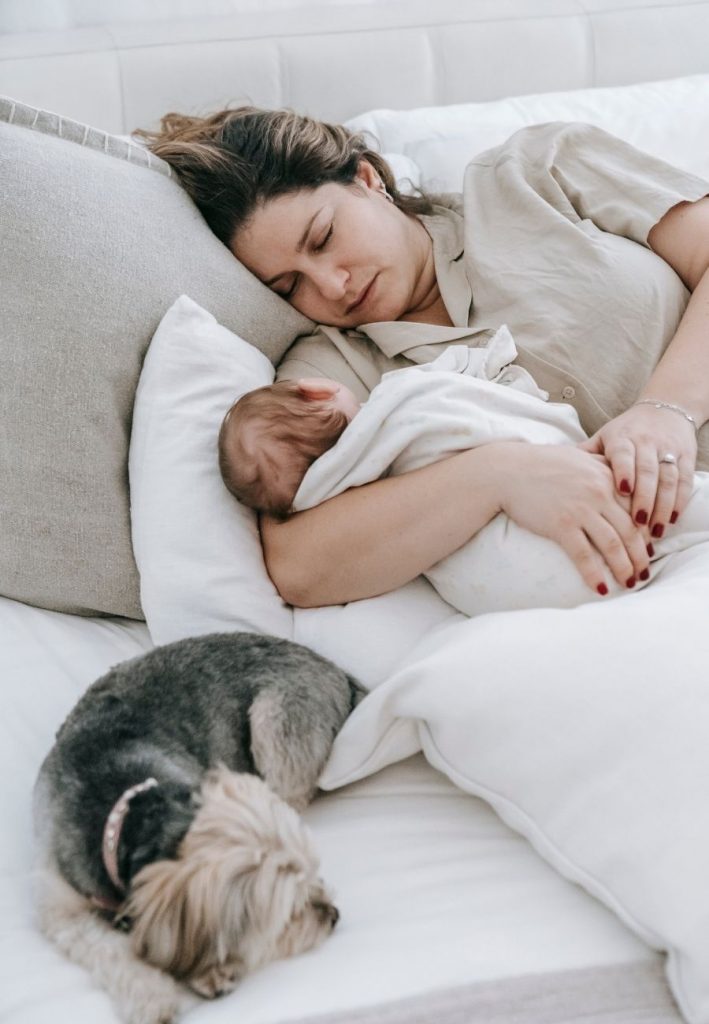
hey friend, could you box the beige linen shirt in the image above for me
[276,122,709,467]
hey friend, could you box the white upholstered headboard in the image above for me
[1,0,709,133]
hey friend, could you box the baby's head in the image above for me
[218,378,360,518]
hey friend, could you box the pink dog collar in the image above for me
[101,778,159,895]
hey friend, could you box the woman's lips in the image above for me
[346,275,377,317]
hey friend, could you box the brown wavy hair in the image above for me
[218,380,349,518]
[134,106,433,247]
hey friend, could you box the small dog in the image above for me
[33,631,362,1024]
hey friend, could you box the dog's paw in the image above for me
[188,962,241,999]
[121,968,181,1024]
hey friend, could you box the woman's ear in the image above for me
[296,378,340,401]
[354,159,381,191]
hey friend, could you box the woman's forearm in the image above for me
[580,208,709,530]
[261,440,651,608]
[638,265,709,426]
[645,198,709,424]
[259,444,504,607]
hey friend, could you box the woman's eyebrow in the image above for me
[263,209,322,286]
[295,210,322,253]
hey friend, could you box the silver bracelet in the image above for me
[633,399,699,432]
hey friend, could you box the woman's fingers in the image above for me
[672,462,696,522]
[585,509,648,589]
[629,444,660,527]
[592,405,698,532]
[632,447,695,537]
[559,529,615,595]
[559,515,645,594]
[600,438,637,497]
[600,503,651,581]
[559,514,649,595]
[498,444,650,594]
[649,457,680,538]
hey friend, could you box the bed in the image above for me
[2,1,709,1022]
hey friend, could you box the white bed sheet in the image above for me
[0,594,656,1023]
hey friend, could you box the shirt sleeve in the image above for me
[469,121,709,247]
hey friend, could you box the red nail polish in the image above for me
[670,510,679,524]
[626,576,636,588]
[651,523,664,539]
[597,583,608,596]
[647,543,655,557]
[619,479,631,494]
[639,568,650,581]
[636,510,648,525]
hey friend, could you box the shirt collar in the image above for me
[419,200,471,328]
[358,201,473,359]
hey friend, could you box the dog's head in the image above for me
[121,766,337,997]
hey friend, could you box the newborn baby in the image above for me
[219,326,709,615]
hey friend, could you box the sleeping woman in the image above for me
[216,325,709,616]
[136,108,709,608]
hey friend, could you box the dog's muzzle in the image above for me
[316,902,339,928]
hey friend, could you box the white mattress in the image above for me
[0,593,657,1023]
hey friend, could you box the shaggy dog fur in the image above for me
[33,631,362,1024]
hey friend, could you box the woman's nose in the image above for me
[311,264,348,301]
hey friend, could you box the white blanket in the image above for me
[306,331,709,1020]
[318,534,709,1024]
[294,328,709,614]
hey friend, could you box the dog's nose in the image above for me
[316,901,339,928]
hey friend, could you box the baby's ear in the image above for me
[296,378,339,401]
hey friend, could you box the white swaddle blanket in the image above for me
[293,327,709,615]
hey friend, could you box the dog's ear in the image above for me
[126,855,216,979]
[125,835,260,982]
[119,783,200,885]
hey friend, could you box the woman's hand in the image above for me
[494,442,650,594]
[579,404,698,540]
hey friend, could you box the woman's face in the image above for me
[230,162,434,327]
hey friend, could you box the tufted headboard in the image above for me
[1,0,709,133]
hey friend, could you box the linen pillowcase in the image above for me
[129,295,294,645]
[321,541,709,1024]
[0,96,310,620]
[129,295,459,682]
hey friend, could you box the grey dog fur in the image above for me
[35,631,362,910]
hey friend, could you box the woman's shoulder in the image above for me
[467,121,612,169]
[426,192,464,216]
[275,326,409,401]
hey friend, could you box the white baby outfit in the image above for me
[293,327,709,615]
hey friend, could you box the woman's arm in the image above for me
[581,196,709,534]
[260,441,650,607]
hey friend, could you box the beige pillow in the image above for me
[0,96,311,619]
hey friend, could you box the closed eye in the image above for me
[278,276,299,300]
[277,225,333,299]
[314,225,333,251]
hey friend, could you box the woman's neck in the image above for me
[399,218,454,327]
[399,290,453,326]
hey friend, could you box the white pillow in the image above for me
[129,294,294,645]
[347,73,709,192]
[294,577,456,689]
[129,294,458,683]
[322,541,709,1023]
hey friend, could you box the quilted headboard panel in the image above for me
[1,0,709,132]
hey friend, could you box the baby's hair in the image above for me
[218,381,349,518]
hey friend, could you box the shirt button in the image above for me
[561,385,576,400]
